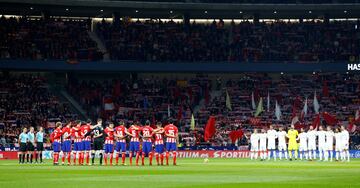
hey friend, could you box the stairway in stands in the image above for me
[47,73,88,120]
[87,31,110,61]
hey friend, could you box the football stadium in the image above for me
[0,0,360,187]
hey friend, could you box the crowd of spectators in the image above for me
[96,19,360,62]
[0,16,102,61]
[96,19,229,62]
[0,73,77,149]
[201,73,360,147]
[1,16,359,63]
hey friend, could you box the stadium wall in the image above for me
[0,60,353,72]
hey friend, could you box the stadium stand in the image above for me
[96,19,360,62]
[0,73,77,149]
[1,16,359,63]
[0,16,103,61]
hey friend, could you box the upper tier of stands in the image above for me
[97,19,360,62]
[1,16,359,63]
[0,17,103,61]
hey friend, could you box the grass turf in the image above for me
[0,158,359,188]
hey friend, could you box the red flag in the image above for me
[322,112,338,125]
[204,116,216,142]
[228,130,244,144]
[312,114,321,129]
[322,81,329,97]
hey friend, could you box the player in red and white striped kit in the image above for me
[71,121,82,165]
[114,121,128,165]
[61,122,72,165]
[103,123,115,166]
[153,122,165,165]
[127,123,142,166]
[52,122,63,165]
[164,120,178,165]
[141,121,154,165]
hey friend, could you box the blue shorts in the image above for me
[155,144,164,153]
[105,144,114,153]
[62,140,72,152]
[166,142,177,152]
[82,141,91,151]
[115,142,126,153]
[53,142,61,152]
[73,142,83,151]
[129,141,140,153]
[142,142,152,155]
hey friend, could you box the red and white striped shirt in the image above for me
[104,127,114,145]
[62,127,72,141]
[142,126,153,143]
[80,124,91,141]
[154,128,164,145]
[72,127,82,142]
[115,126,127,143]
[164,124,178,143]
[128,125,141,142]
[53,127,62,143]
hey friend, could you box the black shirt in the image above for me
[92,126,104,141]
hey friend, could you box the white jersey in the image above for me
[334,132,342,151]
[259,133,267,151]
[325,131,335,150]
[341,130,350,150]
[267,129,277,149]
[277,131,287,150]
[298,132,308,151]
[307,130,317,150]
[250,133,260,151]
[317,130,327,150]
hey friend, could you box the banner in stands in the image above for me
[2,150,360,159]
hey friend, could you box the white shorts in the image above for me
[250,144,259,152]
[299,144,307,151]
[318,143,327,151]
[335,144,342,151]
[267,142,276,150]
[259,145,267,151]
[325,143,333,151]
[342,142,349,150]
[278,143,287,151]
[308,143,316,151]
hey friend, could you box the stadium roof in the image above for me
[1,0,360,19]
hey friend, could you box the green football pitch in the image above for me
[0,158,359,188]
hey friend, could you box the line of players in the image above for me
[43,118,178,166]
[248,124,350,162]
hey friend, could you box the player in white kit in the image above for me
[317,126,327,161]
[267,125,278,161]
[324,126,335,161]
[259,129,268,161]
[307,126,317,160]
[334,128,343,161]
[249,129,260,160]
[340,125,350,162]
[277,127,288,160]
[297,128,308,160]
